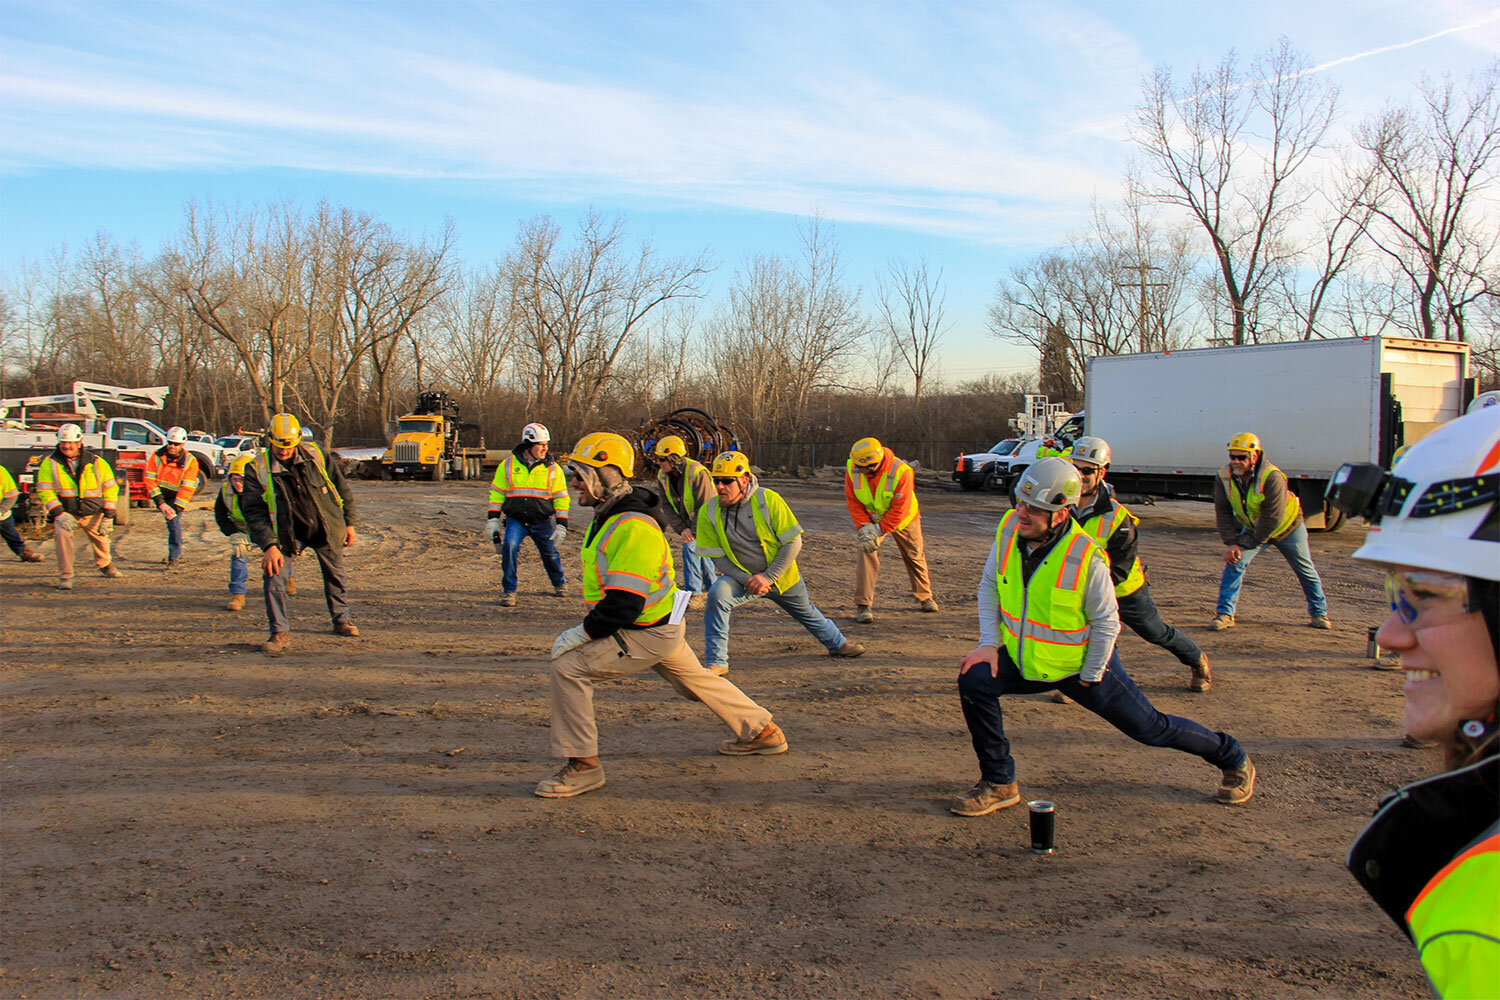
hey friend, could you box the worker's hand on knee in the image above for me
[959,645,999,678]
[681,528,695,543]
[1224,544,1242,565]
[158,502,176,520]
[263,546,284,578]
[550,624,593,659]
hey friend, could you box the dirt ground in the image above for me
[1,473,1434,999]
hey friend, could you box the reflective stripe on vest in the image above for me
[1079,500,1146,597]
[147,449,201,503]
[995,509,1100,681]
[1220,462,1301,538]
[36,455,119,513]
[1405,833,1500,1000]
[846,455,918,531]
[0,464,18,502]
[254,445,342,539]
[699,489,803,592]
[488,456,569,513]
[581,511,677,624]
[658,459,710,523]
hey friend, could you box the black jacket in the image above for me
[581,486,669,641]
[241,444,355,554]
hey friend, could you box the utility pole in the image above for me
[1117,262,1168,353]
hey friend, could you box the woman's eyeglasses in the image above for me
[1385,568,1476,628]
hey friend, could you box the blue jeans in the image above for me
[680,539,718,594]
[228,553,248,595]
[1216,522,1327,617]
[502,518,566,594]
[1,514,25,556]
[165,513,184,561]
[958,646,1246,786]
[703,576,846,668]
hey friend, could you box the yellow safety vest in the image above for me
[581,510,677,624]
[1077,498,1146,597]
[696,487,804,592]
[994,509,1102,681]
[218,477,246,529]
[1220,462,1301,539]
[0,464,18,504]
[846,455,918,531]
[488,455,570,516]
[253,444,342,539]
[1406,833,1500,999]
[35,453,120,516]
[657,459,711,524]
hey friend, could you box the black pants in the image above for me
[1118,583,1203,666]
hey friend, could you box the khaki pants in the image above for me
[549,621,773,758]
[854,517,932,607]
[55,513,112,582]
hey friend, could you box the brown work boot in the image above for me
[949,780,1021,817]
[534,761,606,799]
[708,663,729,677]
[719,722,788,756]
[20,547,43,562]
[99,564,122,579]
[163,559,182,572]
[855,605,875,624]
[553,585,568,598]
[918,598,940,613]
[333,621,359,637]
[1308,614,1332,630]
[1215,758,1256,806]
[830,640,866,658]
[1190,653,1212,693]
[1373,651,1403,671]
[56,579,73,590]
[225,593,246,612]
[688,593,708,611]
[1209,613,1235,631]
[499,592,517,607]
[285,578,297,596]
[261,632,291,656]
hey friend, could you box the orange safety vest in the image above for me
[146,448,202,505]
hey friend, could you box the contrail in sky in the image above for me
[1305,11,1500,76]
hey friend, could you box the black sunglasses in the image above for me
[712,477,738,486]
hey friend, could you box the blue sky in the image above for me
[2,0,1498,383]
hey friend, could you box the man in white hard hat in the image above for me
[146,425,202,571]
[33,423,124,589]
[949,457,1255,817]
[486,421,569,607]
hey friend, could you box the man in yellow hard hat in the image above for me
[845,436,936,623]
[241,413,358,655]
[696,450,865,673]
[1212,432,1329,631]
[651,435,716,608]
[536,431,788,799]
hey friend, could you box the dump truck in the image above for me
[381,391,486,481]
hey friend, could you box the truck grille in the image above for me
[394,442,422,463]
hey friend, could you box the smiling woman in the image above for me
[1344,405,1500,1000]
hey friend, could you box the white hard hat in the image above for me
[1352,406,1500,581]
[167,425,188,444]
[57,423,83,444]
[521,422,550,444]
[1070,436,1111,467]
[1015,457,1083,511]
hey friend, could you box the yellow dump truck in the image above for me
[381,391,487,481]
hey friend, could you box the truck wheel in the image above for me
[433,461,446,483]
[1318,501,1346,533]
[454,457,467,481]
[470,456,483,480]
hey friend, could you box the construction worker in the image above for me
[33,423,124,589]
[651,435,716,608]
[0,463,44,562]
[1070,436,1212,692]
[486,421,569,607]
[950,458,1255,817]
[537,431,788,799]
[146,425,202,571]
[241,413,358,655]
[846,436,937,623]
[1341,405,1499,999]
[1211,432,1329,630]
[696,451,865,674]
[214,450,294,611]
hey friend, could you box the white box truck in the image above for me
[1080,336,1471,530]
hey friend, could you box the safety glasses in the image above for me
[1228,452,1252,462]
[712,477,738,487]
[1384,568,1477,628]
[1073,465,1103,478]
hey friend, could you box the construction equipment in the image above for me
[381,391,487,481]
[635,408,748,477]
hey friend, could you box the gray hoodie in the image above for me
[706,474,803,594]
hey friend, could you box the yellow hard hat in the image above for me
[1226,431,1261,453]
[566,431,635,479]
[268,413,302,449]
[653,435,687,459]
[850,437,884,467]
[229,452,256,476]
[711,451,751,478]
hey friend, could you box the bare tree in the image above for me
[876,256,950,402]
[1355,63,1500,341]
[1132,37,1339,344]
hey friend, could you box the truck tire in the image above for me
[470,456,483,480]
[454,456,467,481]
[1317,501,1346,533]
[433,460,446,483]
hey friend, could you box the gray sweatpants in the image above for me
[263,543,349,633]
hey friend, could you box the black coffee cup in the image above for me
[1028,799,1055,853]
